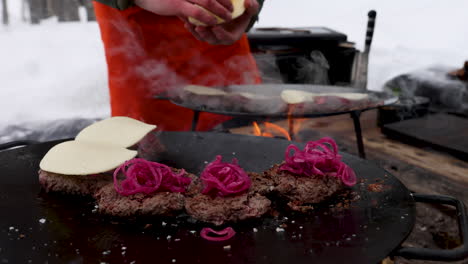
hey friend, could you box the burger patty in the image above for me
[94,183,186,217]
[38,170,112,196]
[249,171,275,196]
[185,192,271,226]
[264,164,344,211]
[94,172,199,217]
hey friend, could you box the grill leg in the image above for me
[350,111,366,159]
[288,118,295,141]
[191,110,200,131]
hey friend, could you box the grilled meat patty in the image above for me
[38,170,111,196]
[94,183,185,217]
[263,164,344,211]
[185,192,271,226]
[184,171,272,225]
[94,173,199,217]
[249,171,275,196]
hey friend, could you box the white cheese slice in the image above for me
[75,116,156,148]
[39,141,137,175]
[188,0,246,26]
[184,85,228,96]
[281,89,368,104]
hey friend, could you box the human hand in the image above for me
[134,0,234,26]
[183,0,259,45]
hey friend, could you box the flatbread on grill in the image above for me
[281,89,368,104]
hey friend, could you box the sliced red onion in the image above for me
[113,158,191,196]
[200,227,236,242]
[201,155,251,197]
[280,137,357,186]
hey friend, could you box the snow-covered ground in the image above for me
[1,0,468,142]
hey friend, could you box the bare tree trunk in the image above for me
[81,0,95,21]
[22,0,27,22]
[56,0,80,22]
[2,0,9,25]
[28,0,44,24]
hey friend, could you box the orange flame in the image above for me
[264,122,291,141]
[252,121,292,141]
[253,121,262,136]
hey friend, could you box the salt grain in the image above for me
[299,226,303,229]
[174,238,180,242]
[121,246,127,250]
[189,230,196,234]
[253,228,258,233]
[223,245,231,251]
[8,227,13,231]
[276,227,285,232]
[39,219,46,224]
[167,235,172,241]
[162,222,167,227]
[172,259,176,263]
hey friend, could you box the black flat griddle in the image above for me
[0,132,466,264]
[169,84,398,118]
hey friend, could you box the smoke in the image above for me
[0,118,99,144]
[384,66,468,115]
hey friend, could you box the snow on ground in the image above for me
[1,0,467,141]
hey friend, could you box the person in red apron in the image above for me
[93,0,263,131]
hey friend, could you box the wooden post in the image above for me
[2,0,9,25]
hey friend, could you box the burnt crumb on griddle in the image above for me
[368,183,384,192]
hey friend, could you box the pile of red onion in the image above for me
[279,137,357,186]
[113,158,192,196]
[201,155,251,197]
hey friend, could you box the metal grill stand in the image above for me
[190,109,368,159]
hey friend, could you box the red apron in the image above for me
[93,2,261,131]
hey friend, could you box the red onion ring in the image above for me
[201,155,251,197]
[200,227,236,242]
[113,158,191,196]
[280,137,357,186]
